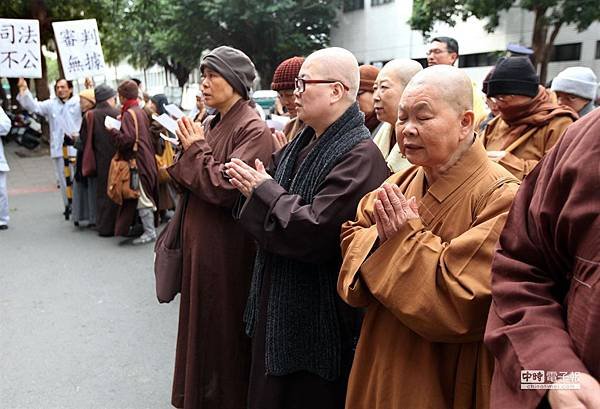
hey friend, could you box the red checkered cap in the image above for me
[271,57,305,91]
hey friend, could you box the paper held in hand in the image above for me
[160,132,179,146]
[152,113,178,135]
[104,115,121,130]
[164,104,185,119]
[266,115,291,132]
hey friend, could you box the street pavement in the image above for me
[0,141,180,409]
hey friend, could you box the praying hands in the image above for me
[176,116,205,151]
[225,158,272,198]
[374,183,419,243]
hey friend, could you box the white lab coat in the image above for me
[17,90,82,158]
[0,106,11,172]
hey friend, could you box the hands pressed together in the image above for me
[374,183,420,243]
[224,158,272,198]
[176,116,205,151]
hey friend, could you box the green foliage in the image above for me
[1,0,342,88]
[409,0,600,37]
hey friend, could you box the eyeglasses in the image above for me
[294,77,350,94]
[489,95,515,103]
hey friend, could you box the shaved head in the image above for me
[373,59,423,124]
[380,59,423,88]
[404,65,473,114]
[304,47,360,101]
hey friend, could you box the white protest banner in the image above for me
[0,19,42,78]
[52,19,106,80]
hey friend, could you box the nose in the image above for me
[373,89,381,102]
[401,120,418,138]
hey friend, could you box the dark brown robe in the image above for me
[236,134,390,409]
[87,102,120,236]
[167,99,275,409]
[110,105,159,236]
[484,108,600,408]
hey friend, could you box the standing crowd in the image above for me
[2,34,599,409]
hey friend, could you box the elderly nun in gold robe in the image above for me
[338,65,519,409]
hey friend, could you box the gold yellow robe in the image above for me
[338,140,519,409]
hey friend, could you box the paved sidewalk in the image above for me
[1,140,179,409]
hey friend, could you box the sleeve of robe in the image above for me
[16,90,52,118]
[498,116,573,179]
[341,182,518,343]
[235,140,389,264]
[109,110,137,153]
[484,117,598,407]
[167,124,274,208]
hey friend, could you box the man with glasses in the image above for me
[225,47,389,409]
[427,36,488,128]
[482,57,576,180]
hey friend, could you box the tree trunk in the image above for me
[539,22,562,85]
[530,7,548,68]
[33,54,50,101]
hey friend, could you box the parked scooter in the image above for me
[4,108,42,150]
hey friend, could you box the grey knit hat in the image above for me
[200,46,256,100]
[551,67,598,101]
[94,84,116,103]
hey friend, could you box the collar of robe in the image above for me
[421,138,489,204]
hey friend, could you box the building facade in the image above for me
[331,0,600,86]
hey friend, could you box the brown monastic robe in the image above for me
[88,102,120,236]
[484,108,600,408]
[110,105,159,236]
[338,139,519,409]
[167,99,274,409]
[482,86,576,180]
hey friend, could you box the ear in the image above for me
[458,110,475,140]
[450,53,459,65]
[330,83,345,104]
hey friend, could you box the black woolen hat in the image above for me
[487,57,539,98]
[94,84,116,103]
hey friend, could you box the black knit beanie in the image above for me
[487,57,539,98]
[200,46,256,100]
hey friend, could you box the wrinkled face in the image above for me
[555,91,589,113]
[294,60,335,127]
[373,71,405,124]
[396,84,463,168]
[55,80,72,100]
[201,68,236,111]
[278,89,296,116]
[357,90,375,116]
[426,41,457,66]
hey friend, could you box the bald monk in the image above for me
[225,47,389,408]
[338,65,520,408]
[372,59,423,172]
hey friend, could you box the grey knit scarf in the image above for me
[244,103,370,381]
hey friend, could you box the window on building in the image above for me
[343,0,364,12]
[371,0,394,6]
[458,52,501,68]
[550,43,581,62]
[595,41,600,59]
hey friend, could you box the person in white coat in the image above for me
[0,106,11,230]
[16,78,82,216]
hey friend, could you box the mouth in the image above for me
[403,143,423,151]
